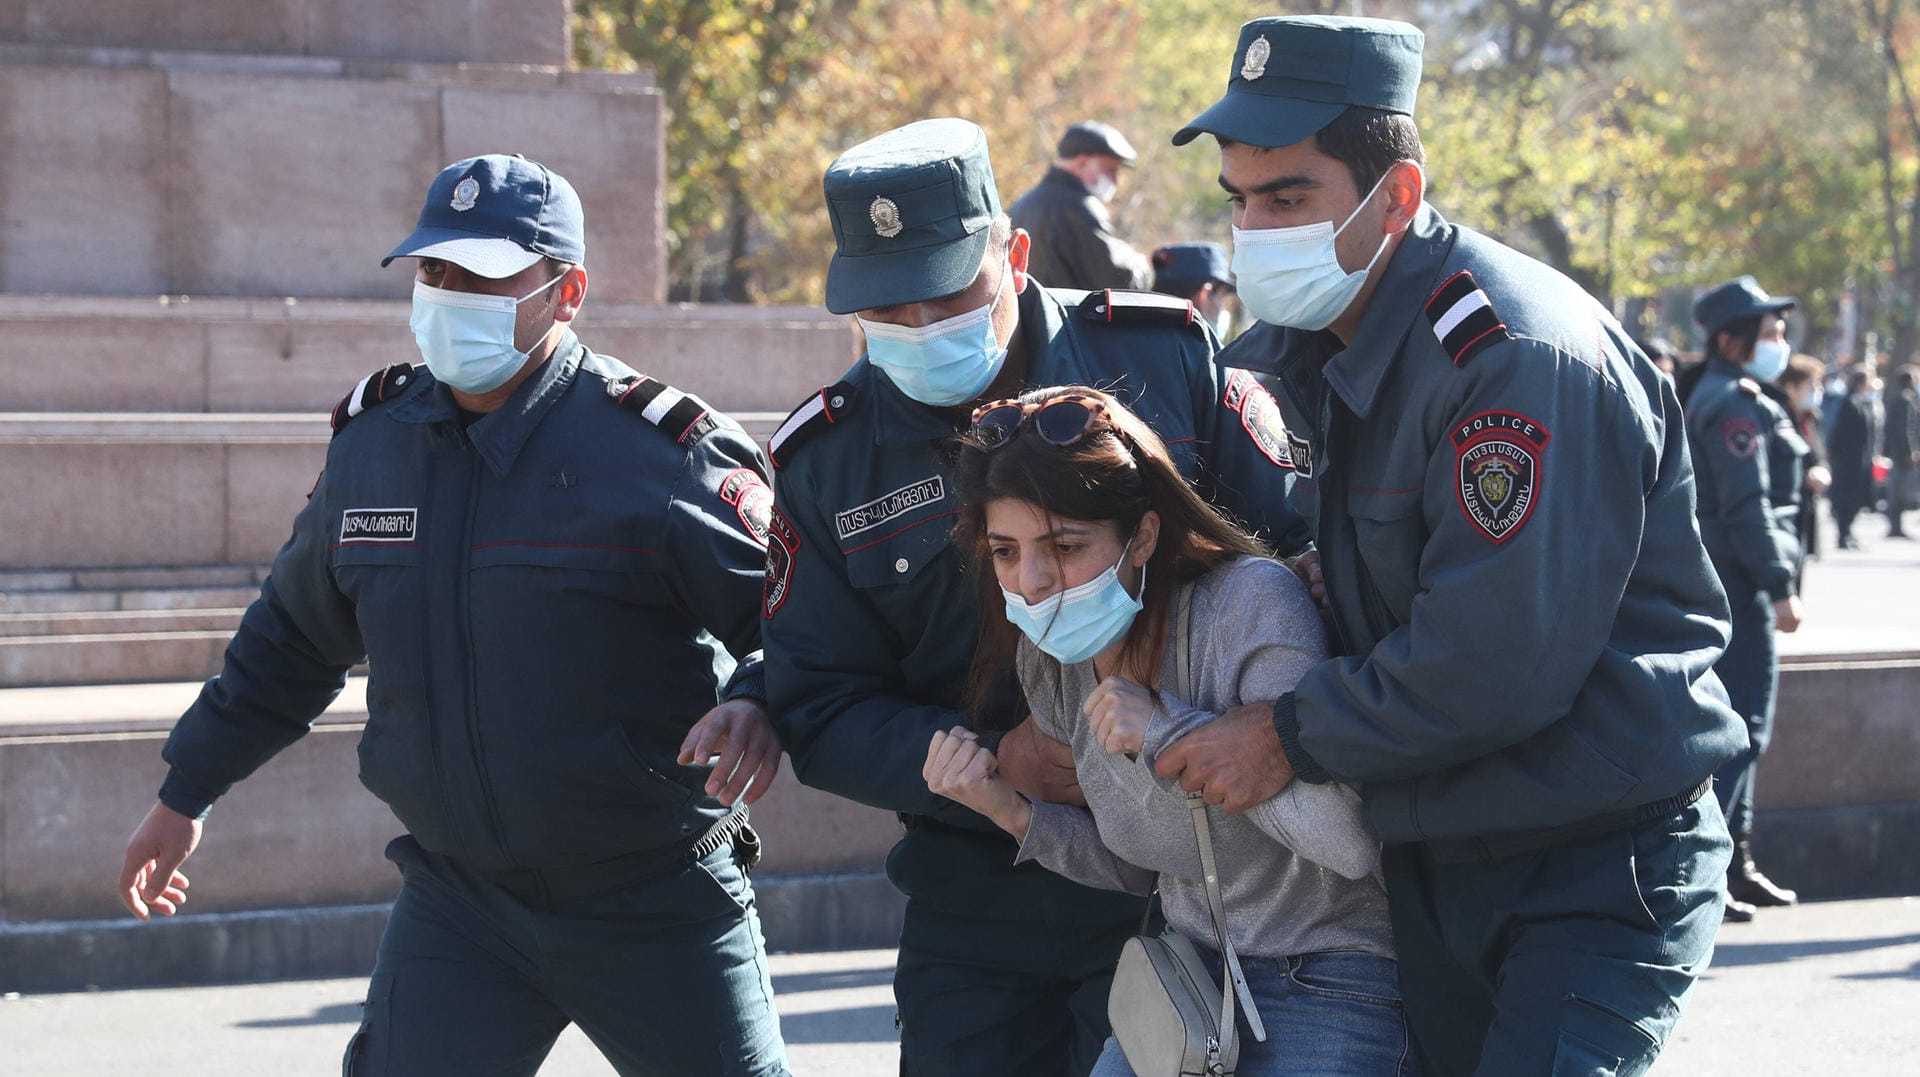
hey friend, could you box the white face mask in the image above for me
[1230,171,1393,331]
[857,262,1011,407]
[410,274,565,394]
[1089,172,1119,204]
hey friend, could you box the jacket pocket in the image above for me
[1347,487,1425,624]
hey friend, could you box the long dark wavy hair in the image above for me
[951,385,1270,727]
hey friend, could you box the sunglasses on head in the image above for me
[969,394,1110,450]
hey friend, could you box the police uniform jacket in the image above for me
[763,284,1308,898]
[1221,204,1746,846]
[1686,358,1804,601]
[159,333,774,875]
[1009,167,1155,291]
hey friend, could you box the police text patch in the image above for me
[1449,411,1550,544]
[764,509,801,618]
[339,508,417,544]
[834,476,946,541]
[1287,431,1315,479]
[1223,369,1293,469]
[719,468,774,547]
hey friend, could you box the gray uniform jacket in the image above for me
[1009,167,1155,291]
[1220,204,1746,845]
[1687,358,1802,600]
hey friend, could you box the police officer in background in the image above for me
[1151,241,1240,341]
[1688,277,1808,922]
[1010,120,1156,291]
[1150,17,1746,1074]
[116,155,789,1076]
[762,118,1309,1076]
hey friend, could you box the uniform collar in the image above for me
[1321,202,1457,419]
[391,329,584,476]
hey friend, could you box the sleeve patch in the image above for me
[1721,415,1760,460]
[763,508,801,619]
[1449,410,1551,544]
[718,468,773,547]
[1223,369,1294,469]
[1425,270,1512,367]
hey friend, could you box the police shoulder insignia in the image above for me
[1222,369,1293,469]
[607,375,718,448]
[1424,271,1513,367]
[1075,289,1196,329]
[1737,377,1763,397]
[768,382,856,470]
[718,467,774,548]
[329,363,419,437]
[1449,409,1551,544]
[764,507,801,619]
[1720,414,1761,460]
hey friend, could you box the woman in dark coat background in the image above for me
[1828,368,1883,549]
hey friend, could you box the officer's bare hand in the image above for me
[1287,550,1329,616]
[994,715,1087,807]
[1773,594,1805,634]
[118,801,199,921]
[1085,675,1154,757]
[1154,702,1294,814]
[924,727,1030,838]
[679,699,783,807]
[1805,465,1831,495]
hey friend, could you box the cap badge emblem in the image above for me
[1241,34,1271,81]
[451,177,480,212]
[869,196,903,239]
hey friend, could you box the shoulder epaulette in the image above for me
[769,382,856,470]
[1737,377,1763,397]
[607,375,719,448]
[1074,289,1197,329]
[1424,270,1513,367]
[330,363,418,437]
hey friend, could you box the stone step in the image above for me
[0,607,246,637]
[0,565,266,593]
[0,585,260,615]
[0,630,234,688]
[0,412,783,571]
[0,295,854,414]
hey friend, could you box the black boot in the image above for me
[1728,835,1798,907]
[1723,894,1757,923]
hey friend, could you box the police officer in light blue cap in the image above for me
[759,117,1312,1077]
[118,154,790,1076]
[1150,17,1746,1076]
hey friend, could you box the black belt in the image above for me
[1422,777,1712,864]
[482,807,758,908]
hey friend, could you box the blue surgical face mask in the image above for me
[410,273,565,394]
[1231,171,1392,331]
[858,262,1010,407]
[1746,338,1791,383]
[1002,537,1145,666]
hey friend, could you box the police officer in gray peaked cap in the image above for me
[1011,119,1156,291]
[762,116,1310,1076]
[118,153,791,1076]
[1687,275,1808,922]
[1152,17,1746,1075]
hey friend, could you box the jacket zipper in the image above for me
[460,456,512,863]
[419,453,458,855]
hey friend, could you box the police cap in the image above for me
[1057,121,1138,165]
[383,154,585,277]
[1693,276,1796,336]
[1151,242,1232,297]
[1173,16,1425,149]
[823,118,1002,315]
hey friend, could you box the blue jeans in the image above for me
[1092,948,1416,1076]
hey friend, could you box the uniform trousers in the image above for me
[1385,797,1730,1077]
[1711,573,1777,839]
[343,835,788,1077]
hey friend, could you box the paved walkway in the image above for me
[4,896,1915,1075]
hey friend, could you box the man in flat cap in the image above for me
[1152,16,1745,1075]
[760,117,1310,1076]
[1010,120,1156,291]
[117,154,789,1076]
[1151,241,1239,341]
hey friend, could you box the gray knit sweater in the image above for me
[1013,555,1394,961]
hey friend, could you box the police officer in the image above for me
[761,118,1309,1076]
[1149,17,1747,1075]
[115,155,789,1077]
[1009,120,1155,291]
[1688,277,1808,921]
[1151,241,1239,341]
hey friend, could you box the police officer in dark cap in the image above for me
[760,117,1310,1076]
[116,154,789,1075]
[1009,119,1156,291]
[1151,16,1747,1075]
[1151,241,1238,339]
[1688,275,1807,922]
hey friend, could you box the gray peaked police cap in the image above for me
[823,118,1003,315]
[1057,121,1139,164]
[1174,16,1425,149]
[1692,276,1797,336]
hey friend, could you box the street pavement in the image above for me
[4,896,1917,1076]
[1776,510,1920,656]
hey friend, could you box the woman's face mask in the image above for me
[986,500,1146,666]
[857,261,1011,407]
